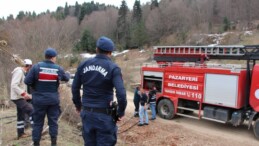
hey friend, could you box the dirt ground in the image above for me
[1,89,259,146]
[117,91,259,146]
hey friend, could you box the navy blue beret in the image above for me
[45,48,57,57]
[96,36,115,52]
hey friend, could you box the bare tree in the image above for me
[80,8,118,39]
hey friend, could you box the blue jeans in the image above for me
[150,103,156,119]
[139,105,149,124]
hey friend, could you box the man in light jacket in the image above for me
[11,59,33,139]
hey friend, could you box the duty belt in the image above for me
[83,107,112,115]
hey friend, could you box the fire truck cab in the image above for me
[141,45,259,139]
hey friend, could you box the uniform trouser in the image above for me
[81,110,117,146]
[150,103,156,119]
[12,99,33,137]
[32,104,60,142]
[139,105,149,124]
[133,100,140,113]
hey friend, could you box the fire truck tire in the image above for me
[253,118,259,139]
[157,99,175,119]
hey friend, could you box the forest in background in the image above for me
[1,0,259,101]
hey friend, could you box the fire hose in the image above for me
[117,115,139,134]
[0,40,25,67]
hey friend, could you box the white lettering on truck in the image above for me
[168,83,199,90]
[169,75,198,82]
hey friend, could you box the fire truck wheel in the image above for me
[253,118,259,139]
[157,99,175,119]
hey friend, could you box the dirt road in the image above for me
[119,91,259,146]
[1,89,259,146]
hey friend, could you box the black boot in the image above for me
[33,141,40,146]
[51,137,57,146]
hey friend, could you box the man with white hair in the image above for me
[10,59,33,139]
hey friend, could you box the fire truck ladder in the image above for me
[153,45,259,63]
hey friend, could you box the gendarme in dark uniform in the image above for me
[72,36,127,146]
[25,48,70,146]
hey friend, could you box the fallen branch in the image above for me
[0,115,16,121]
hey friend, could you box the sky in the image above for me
[0,0,151,18]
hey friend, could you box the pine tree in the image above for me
[17,11,26,20]
[117,0,130,49]
[79,29,96,53]
[7,15,14,21]
[74,1,80,17]
[64,2,69,17]
[32,11,37,18]
[0,18,4,24]
[78,1,99,24]
[151,0,159,10]
[132,0,142,24]
[130,0,146,48]
[55,6,65,20]
[223,17,230,31]
[79,2,87,24]
[130,20,147,48]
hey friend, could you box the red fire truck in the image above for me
[141,45,259,139]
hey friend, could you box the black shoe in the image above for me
[51,137,57,146]
[150,118,156,120]
[138,123,144,126]
[17,133,29,139]
[144,123,149,125]
[33,141,40,146]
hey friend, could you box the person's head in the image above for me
[44,48,57,63]
[140,88,145,93]
[23,59,32,72]
[96,36,115,56]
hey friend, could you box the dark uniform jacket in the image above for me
[148,89,157,104]
[133,87,140,102]
[72,54,127,117]
[140,93,148,106]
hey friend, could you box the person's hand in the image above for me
[117,116,123,122]
[25,94,32,100]
[22,92,31,100]
[76,107,81,114]
[65,71,71,77]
